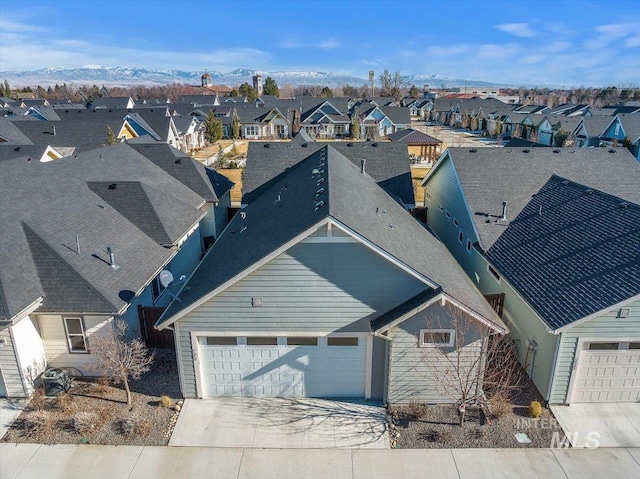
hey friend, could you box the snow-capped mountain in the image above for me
[0,67,500,89]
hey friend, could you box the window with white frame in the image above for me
[245,125,260,137]
[419,329,455,347]
[64,317,88,353]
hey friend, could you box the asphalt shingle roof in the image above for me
[485,175,640,330]
[443,147,640,251]
[160,146,502,329]
[388,128,442,145]
[243,141,414,206]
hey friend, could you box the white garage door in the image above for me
[572,341,640,402]
[198,335,366,398]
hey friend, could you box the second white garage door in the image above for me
[198,335,366,398]
[571,341,640,402]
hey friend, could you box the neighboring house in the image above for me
[387,128,443,163]
[573,116,619,147]
[154,145,505,402]
[24,106,62,121]
[0,144,64,162]
[0,142,232,397]
[406,99,433,119]
[242,138,415,207]
[91,97,136,109]
[173,115,206,152]
[618,114,640,160]
[421,147,640,404]
[118,109,180,148]
[299,100,351,139]
[235,105,290,139]
[358,106,410,139]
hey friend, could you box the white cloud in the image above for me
[477,43,519,59]
[279,38,341,50]
[626,35,640,48]
[586,22,640,50]
[496,23,536,38]
[427,45,470,57]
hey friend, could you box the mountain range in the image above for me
[0,67,501,89]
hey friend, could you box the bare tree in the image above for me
[419,304,523,426]
[378,69,408,102]
[88,319,155,407]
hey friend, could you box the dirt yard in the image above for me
[217,168,244,204]
[389,381,563,449]
[411,166,431,206]
[2,349,181,446]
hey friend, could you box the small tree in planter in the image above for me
[89,319,154,407]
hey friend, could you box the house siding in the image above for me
[371,336,386,400]
[0,326,25,397]
[12,315,47,394]
[387,302,484,404]
[37,314,113,375]
[175,241,427,397]
[550,298,640,404]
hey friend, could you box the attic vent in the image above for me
[316,188,325,196]
[584,188,594,194]
[301,143,308,147]
[175,158,182,164]
[522,148,531,153]
[108,183,117,190]
[347,142,353,147]
[619,202,629,209]
[608,149,616,153]
[469,148,477,153]
[263,143,270,148]
[14,146,20,151]
[315,200,325,211]
[372,142,378,147]
[553,149,560,153]
[562,180,570,185]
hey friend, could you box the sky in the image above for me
[1,0,639,87]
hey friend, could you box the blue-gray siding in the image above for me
[387,302,484,404]
[176,240,427,397]
[0,326,25,397]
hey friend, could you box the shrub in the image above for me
[119,418,136,437]
[73,411,98,435]
[405,400,429,419]
[94,376,111,395]
[118,417,152,437]
[135,419,152,437]
[30,388,47,411]
[528,400,543,418]
[159,395,173,408]
[489,393,512,418]
[26,410,53,433]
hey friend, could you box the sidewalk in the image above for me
[2,443,639,479]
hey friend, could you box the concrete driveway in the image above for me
[1,399,28,439]
[169,397,389,449]
[551,403,640,447]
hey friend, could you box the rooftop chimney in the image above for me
[501,201,508,221]
[361,158,366,175]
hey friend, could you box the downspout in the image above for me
[545,331,562,406]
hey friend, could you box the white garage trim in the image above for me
[191,331,370,399]
[568,337,640,404]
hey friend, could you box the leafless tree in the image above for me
[419,304,523,426]
[88,319,155,407]
[378,69,409,103]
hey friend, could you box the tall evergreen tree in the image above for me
[263,77,280,97]
[238,83,258,101]
[320,86,333,98]
[205,110,223,143]
[106,125,117,145]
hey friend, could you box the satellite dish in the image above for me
[159,270,174,288]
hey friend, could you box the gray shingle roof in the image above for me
[160,145,502,329]
[619,114,640,142]
[388,128,442,145]
[485,175,640,330]
[443,147,640,251]
[243,141,414,206]
[580,116,616,137]
[0,143,206,320]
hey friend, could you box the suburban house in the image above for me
[242,138,415,208]
[235,104,290,139]
[90,96,136,109]
[356,105,411,139]
[299,100,351,139]
[0,142,233,398]
[421,147,640,404]
[573,116,621,147]
[154,145,505,402]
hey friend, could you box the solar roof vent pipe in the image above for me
[501,201,508,221]
[361,158,366,175]
[75,235,81,255]
[52,125,56,136]
[107,245,118,269]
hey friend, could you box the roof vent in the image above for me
[522,148,530,153]
[553,149,560,153]
[315,200,325,211]
[108,183,117,190]
[562,180,570,185]
[316,187,325,196]
[469,148,477,153]
[347,142,353,147]
[618,201,629,209]
[317,177,325,185]
[361,158,366,175]
[372,142,378,147]
[14,146,20,151]
[608,149,616,153]
[240,211,247,232]
[312,168,320,175]
[301,142,308,147]
[263,143,270,148]
[584,188,594,194]
[106,245,119,270]
[175,158,182,164]
[500,201,508,221]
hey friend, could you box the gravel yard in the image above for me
[389,381,563,449]
[1,349,181,446]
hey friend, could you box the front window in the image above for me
[419,329,455,347]
[64,317,88,353]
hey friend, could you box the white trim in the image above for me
[372,293,443,333]
[365,335,373,399]
[8,297,43,325]
[567,335,640,404]
[301,236,358,243]
[156,219,329,329]
[7,325,28,397]
[553,292,640,333]
[63,316,89,354]
[419,329,455,348]
[189,331,369,338]
[174,322,186,397]
[190,331,204,398]
[329,219,439,289]
[442,294,508,334]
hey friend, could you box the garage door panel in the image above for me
[572,342,640,403]
[200,337,366,398]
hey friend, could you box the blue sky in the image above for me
[1,0,639,86]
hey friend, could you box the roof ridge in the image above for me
[21,222,118,313]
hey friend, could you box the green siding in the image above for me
[387,302,483,404]
[177,240,427,397]
[550,298,640,404]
